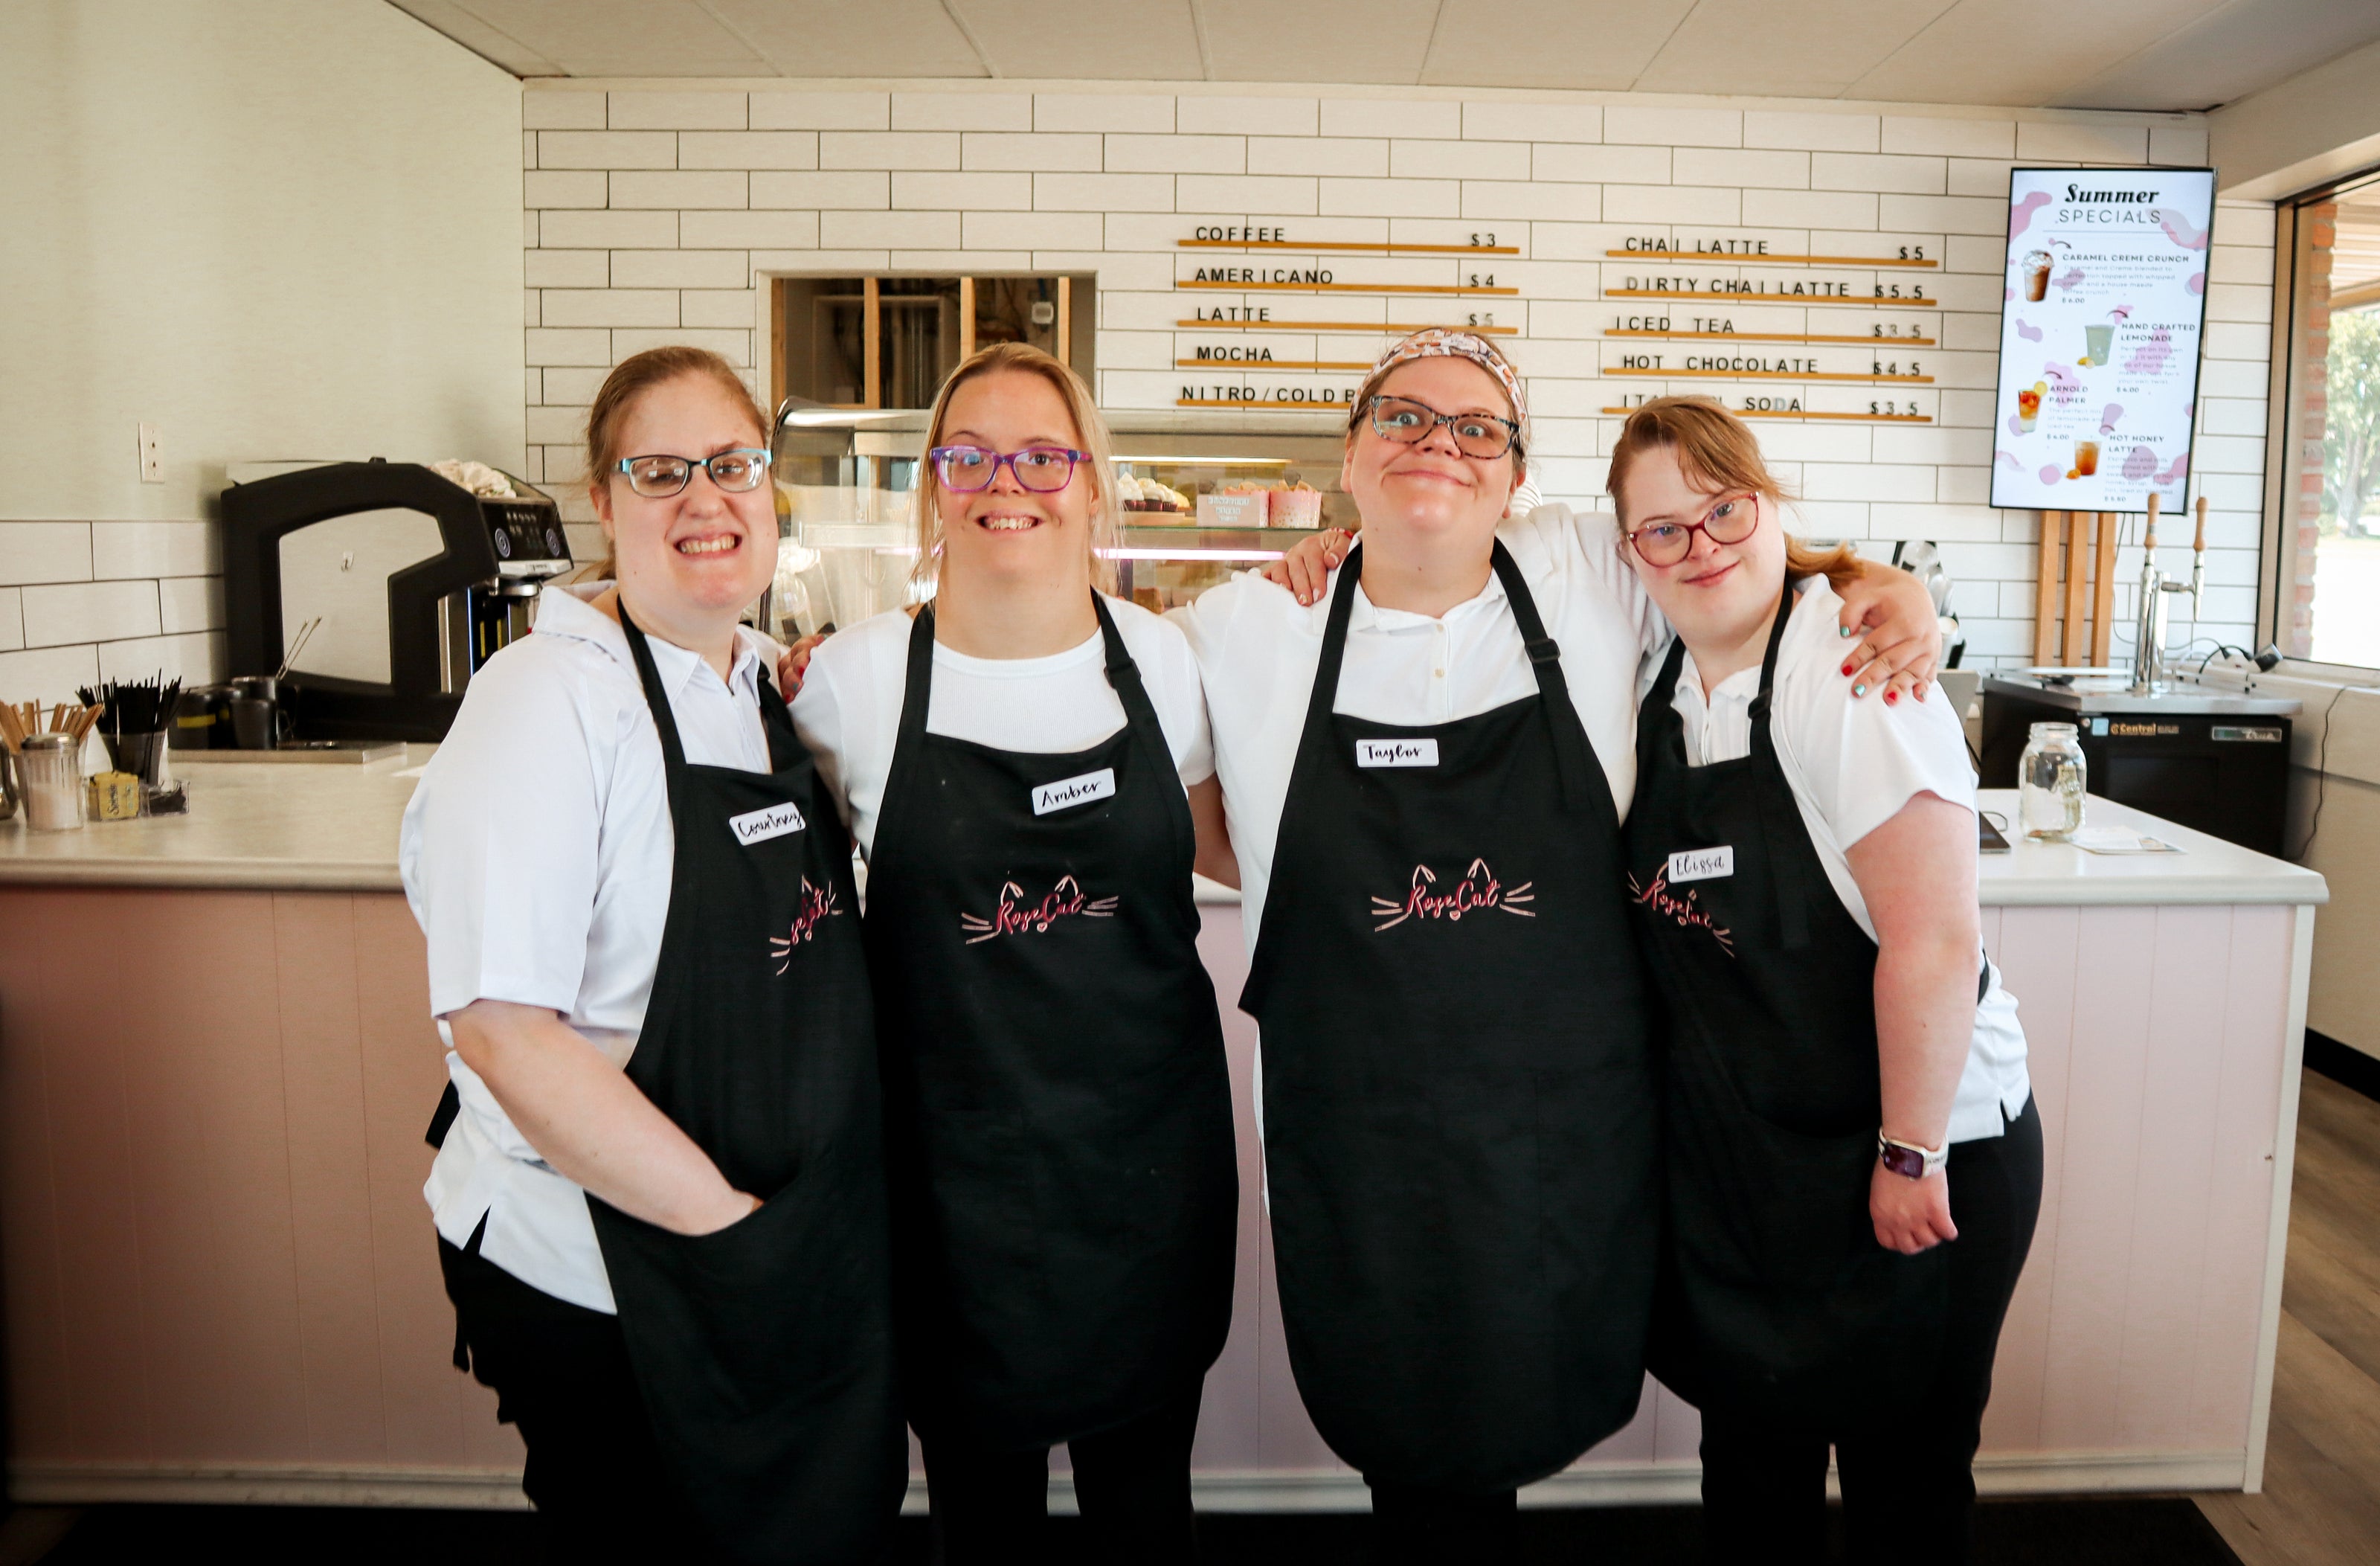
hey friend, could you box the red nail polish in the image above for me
[1885,690,1899,705]
[1841,663,1856,676]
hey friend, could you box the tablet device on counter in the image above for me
[1978,814,2012,854]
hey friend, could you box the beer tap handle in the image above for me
[2143,491,2160,556]
[2193,494,2207,555]
[2190,493,2207,610]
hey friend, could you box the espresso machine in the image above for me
[221,459,573,741]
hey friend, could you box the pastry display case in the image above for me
[766,407,1354,638]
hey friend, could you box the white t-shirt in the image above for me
[1177,501,1665,949]
[791,594,1215,858]
[399,583,783,1313]
[1650,576,2031,1145]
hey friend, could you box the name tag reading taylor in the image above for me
[1356,739,1439,768]
[730,801,807,845]
[1033,768,1116,815]
[1667,846,1734,884]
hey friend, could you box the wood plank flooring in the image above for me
[2199,1068,2380,1565]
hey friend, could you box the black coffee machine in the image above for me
[220,460,573,741]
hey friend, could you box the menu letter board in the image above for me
[1990,167,2215,512]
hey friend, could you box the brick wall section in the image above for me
[0,523,222,702]
[2289,202,2336,659]
[520,86,2262,670]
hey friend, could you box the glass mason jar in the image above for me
[2018,721,2087,840]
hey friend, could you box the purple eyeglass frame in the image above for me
[928,445,1090,493]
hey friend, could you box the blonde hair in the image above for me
[582,346,770,582]
[1606,396,1859,591]
[1345,331,1529,472]
[912,343,1119,596]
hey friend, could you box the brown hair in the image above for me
[913,341,1119,596]
[1344,333,1528,472]
[582,346,771,581]
[1605,396,1859,591]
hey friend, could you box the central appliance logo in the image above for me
[1370,858,1535,931]
[769,877,843,972]
[960,874,1120,945]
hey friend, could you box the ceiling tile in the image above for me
[387,0,562,74]
[1418,0,1696,90]
[948,0,1202,79]
[457,0,772,75]
[1633,0,1953,97]
[1194,0,1441,84]
[702,0,989,77]
[2051,0,2380,111]
[1847,0,2229,107]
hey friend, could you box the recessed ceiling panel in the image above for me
[948,0,1203,80]
[1191,0,1442,83]
[2051,0,2380,112]
[1419,0,1697,91]
[1848,0,2228,107]
[457,0,773,75]
[705,0,991,77]
[1633,0,1952,98]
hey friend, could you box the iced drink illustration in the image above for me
[2082,324,2114,365]
[2016,383,2042,433]
[2073,440,2100,478]
[2023,250,2053,302]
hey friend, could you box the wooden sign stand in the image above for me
[2030,508,2132,667]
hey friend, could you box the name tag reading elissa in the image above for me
[1356,739,1438,768]
[1667,846,1734,884]
[730,801,807,845]
[1032,768,1116,815]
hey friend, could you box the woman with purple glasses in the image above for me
[788,343,1238,1564]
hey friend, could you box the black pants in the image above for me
[1368,1481,1519,1564]
[919,1388,1203,1565]
[439,1229,691,1564]
[1699,1096,2045,1566]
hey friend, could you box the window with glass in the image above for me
[2271,173,2380,670]
[769,274,1094,412]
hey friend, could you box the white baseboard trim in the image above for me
[12,1448,2246,1515]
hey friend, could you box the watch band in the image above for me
[1878,1132,1948,1180]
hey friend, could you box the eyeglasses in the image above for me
[1365,395,1519,460]
[928,446,1089,493]
[616,449,771,498]
[1623,492,1760,567]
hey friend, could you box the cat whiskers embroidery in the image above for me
[1371,859,1535,932]
[959,874,1120,945]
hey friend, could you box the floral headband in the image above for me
[1366,329,1529,446]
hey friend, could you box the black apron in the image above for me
[863,595,1238,1450]
[1241,541,1659,1494]
[1622,591,1952,1431]
[579,605,907,1564]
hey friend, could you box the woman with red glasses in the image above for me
[1608,397,2036,1566]
[1204,334,1945,1562]
[789,342,1238,1564]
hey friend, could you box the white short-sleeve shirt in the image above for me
[791,595,1215,859]
[399,583,784,1313]
[1177,501,1666,949]
[1651,576,2032,1145]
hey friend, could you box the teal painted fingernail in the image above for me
[1839,625,1853,638]
[1853,682,1868,696]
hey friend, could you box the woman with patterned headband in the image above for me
[1189,329,1943,1562]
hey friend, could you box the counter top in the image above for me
[1975,789,2326,907]
[0,766,2330,910]
[1982,675,2303,717]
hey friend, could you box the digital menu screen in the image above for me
[1990,166,2216,512]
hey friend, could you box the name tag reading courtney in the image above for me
[1667,846,1734,884]
[1032,768,1116,815]
[1356,739,1439,768]
[730,801,807,845]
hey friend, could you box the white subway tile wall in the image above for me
[0,521,225,700]
[515,87,2264,668]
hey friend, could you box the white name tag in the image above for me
[729,801,807,845]
[1667,846,1734,884]
[1032,767,1116,816]
[1356,738,1439,768]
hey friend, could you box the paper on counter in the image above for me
[2069,828,2181,855]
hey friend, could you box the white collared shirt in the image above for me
[1178,502,1665,949]
[791,594,1214,859]
[1653,577,2031,1144]
[399,583,782,1312]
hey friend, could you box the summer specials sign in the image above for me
[1990,167,2216,512]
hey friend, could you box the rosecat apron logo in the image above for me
[1356,738,1438,768]
[1667,846,1734,884]
[729,801,807,844]
[1371,858,1534,932]
[769,877,844,972]
[1032,768,1116,815]
[959,875,1121,945]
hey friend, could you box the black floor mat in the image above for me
[22,1495,2242,1565]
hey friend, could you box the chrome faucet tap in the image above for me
[2129,493,2207,694]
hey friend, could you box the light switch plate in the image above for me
[137,423,162,484]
